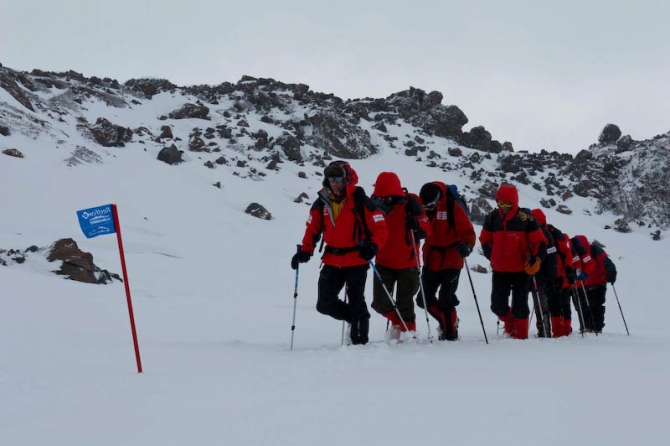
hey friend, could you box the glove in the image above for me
[565,267,576,285]
[525,256,541,275]
[482,244,492,260]
[456,242,472,258]
[290,250,311,270]
[576,268,588,281]
[518,210,532,222]
[358,241,378,261]
[405,215,420,231]
[606,270,617,284]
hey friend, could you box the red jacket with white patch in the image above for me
[300,167,388,268]
[421,182,476,271]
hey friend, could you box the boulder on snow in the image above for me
[157,144,183,165]
[46,238,121,284]
[245,203,272,220]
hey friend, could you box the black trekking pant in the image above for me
[581,284,606,332]
[491,271,530,319]
[530,277,555,336]
[317,264,370,324]
[530,277,550,318]
[560,284,573,321]
[371,264,419,323]
[417,267,461,314]
[547,277,564,317]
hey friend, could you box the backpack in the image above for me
[445,184,469,228]
[538,225,557,283]
[571,237,587,257]
[547,224,567,264]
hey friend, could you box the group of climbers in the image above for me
[291,160,618,344]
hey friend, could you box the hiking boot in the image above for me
[438,329,458,341]
[350,317,369,345]
[499,308,515,337]
[438,310,459,341]
[551,316,564,338]
[385,324,401,342]
[512,318,529,339]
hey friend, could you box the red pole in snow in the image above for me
[111,204,143,373]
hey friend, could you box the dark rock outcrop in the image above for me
[168,103,210,120]
[245,203,272,220]
[598,124,622,145]
[157,144,183,165]
[45,238,121,284]
[2,148,24,158]
[90,118,133,147]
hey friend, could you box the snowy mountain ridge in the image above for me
[1,63,668,232]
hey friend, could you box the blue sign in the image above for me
[77,204,116,238]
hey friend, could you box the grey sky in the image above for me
[2,0,668,153]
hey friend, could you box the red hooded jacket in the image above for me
[300,164,388,268]
[546,226,576,289]
[421,182,476,271]
[479,185,548,273]
[372,173,432,269]
[572,235,609,287]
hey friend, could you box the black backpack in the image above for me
[547,224,568,263]
[445,184,469,228]
[538,225,558,284]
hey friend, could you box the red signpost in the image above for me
[77,203,143,373]
[111,204,143,373]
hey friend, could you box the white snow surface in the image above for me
[1,100,668,445]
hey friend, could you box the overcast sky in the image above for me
[2,0,668,153]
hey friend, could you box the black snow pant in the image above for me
[416,267,461,315]
[317,264,370,344]
[491,271,530,319]
[548,277,565,317]
[530,276,553,337]
[578,284,607,332]
[530,276,551,317]
[560,284,573,321]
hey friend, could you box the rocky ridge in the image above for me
[1,64,668,236]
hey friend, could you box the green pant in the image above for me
[371,264,420,323]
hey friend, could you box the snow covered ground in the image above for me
[1,101,668,445]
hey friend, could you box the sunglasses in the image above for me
[328,176,344,183]
[424,198,439,211]
[497,200,513,208]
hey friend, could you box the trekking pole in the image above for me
[290,245,301,351]
[411,231,433,341]
[530,275,549,337]
[369,260,410,332]
[529,300,535,327]
[463,259,489,344]
[571,285,587,337]
[611,284,630,335]
[385,287,396,333]
[579,281,599,337]
[340,286,348,346]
